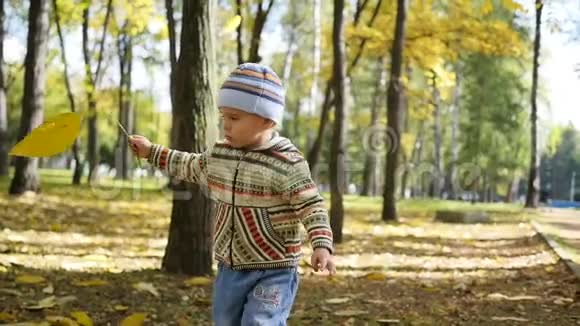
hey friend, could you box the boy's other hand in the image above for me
[128,135,152,158]
[311,248,336,276]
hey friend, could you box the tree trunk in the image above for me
[307,82,332,181]
[309,0,321,116]
[507,175,520,203]
[53,0,83,185]
[445,65,461,199]
[329,0,347,244]
[307,0,383,179]
[282,2,298,138]
[83,0,112,184]
[9,0,50,195]
[116,29,133,180]
[431,71,443,198]
[361,57,386,197]
[235,0,243,64]
[0,0,8,176]
[162,0,216,275]
[165,0,177,128]
[525,0,542,208]
[248,0,275,63]
[382,0,407,222]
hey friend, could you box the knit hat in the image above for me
[217,63,285,125]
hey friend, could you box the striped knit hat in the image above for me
[217,63,285,125]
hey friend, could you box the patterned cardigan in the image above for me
[147,132,334,270]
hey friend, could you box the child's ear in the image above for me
[264,119,276,129]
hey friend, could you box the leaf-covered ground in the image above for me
[0,173,579,325]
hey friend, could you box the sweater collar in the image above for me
[242,131,284,152]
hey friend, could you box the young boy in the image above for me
[129,63,336,325]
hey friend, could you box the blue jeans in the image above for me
[212,262,299,326]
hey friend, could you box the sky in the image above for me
[3,1,580,130]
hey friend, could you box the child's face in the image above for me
[219,107,275,149]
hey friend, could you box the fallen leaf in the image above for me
[364,272,387,281]
[45,316,79,326]
[193,298,212,306]
[3,322,50,326]
[325,297,351,304]
[491,316,529,322]
[71,279,109,287]
[176,317,192,326]
[553,297,573,305]
[43,284,54,294]
[133,282,159,297]
[0,288,23,296]
[183,277,212,286]
[55,296,77,306]
[365,299,387,305]
[376,320,401,325]
[487,293,538,301]
[120,313,147,326]
[333,310,368,317]
[70,311,93,326]
[114,305,129,312]
[0,312,17,321]
[15,275,45,284]
[24,296,57,310]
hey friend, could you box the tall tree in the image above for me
[309,0,321,116]
[430,70,443,198]
[382,0,408,222]
[0,0,8,176]
[162,0,216,275]
[361,57,386,196]
[329,0,347,243]
[525,0,543,208]
[307,0,383,181]
[53,0,83,185]
[83,0,113,184]
[235,0,243,64]
[248,0,275,63]
[9,0,50,195]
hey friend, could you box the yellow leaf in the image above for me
[364,272,387,281]
[132,282,159,297]
[176,317,192,326]
[72,279,109,287]
[223,15,242,32]
[16,274,46,284]
[325,297,351,304]
[70,311,93,326]
[120,313,147,326]
[46,316,80,326]
[0,312,16,321]
[9,112,82,157]
[25,296,57,311]
[481,0,494,15]
[183,276,212,286]
[114,305,129,312]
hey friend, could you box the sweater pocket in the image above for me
[260,208,286,248]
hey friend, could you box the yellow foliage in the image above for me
[120,313,147,326]
[15,274,46,284]
[70,311,93,326]
[71,279,109,287]
[355,0,526,71]
[184,276,213,286]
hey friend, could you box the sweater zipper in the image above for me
[229,152,246,268]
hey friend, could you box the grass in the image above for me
[0,168,537,222]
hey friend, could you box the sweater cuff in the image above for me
[312,239,334,255]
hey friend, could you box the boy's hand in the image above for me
[311,248,336,275]
[128,135,152,158]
